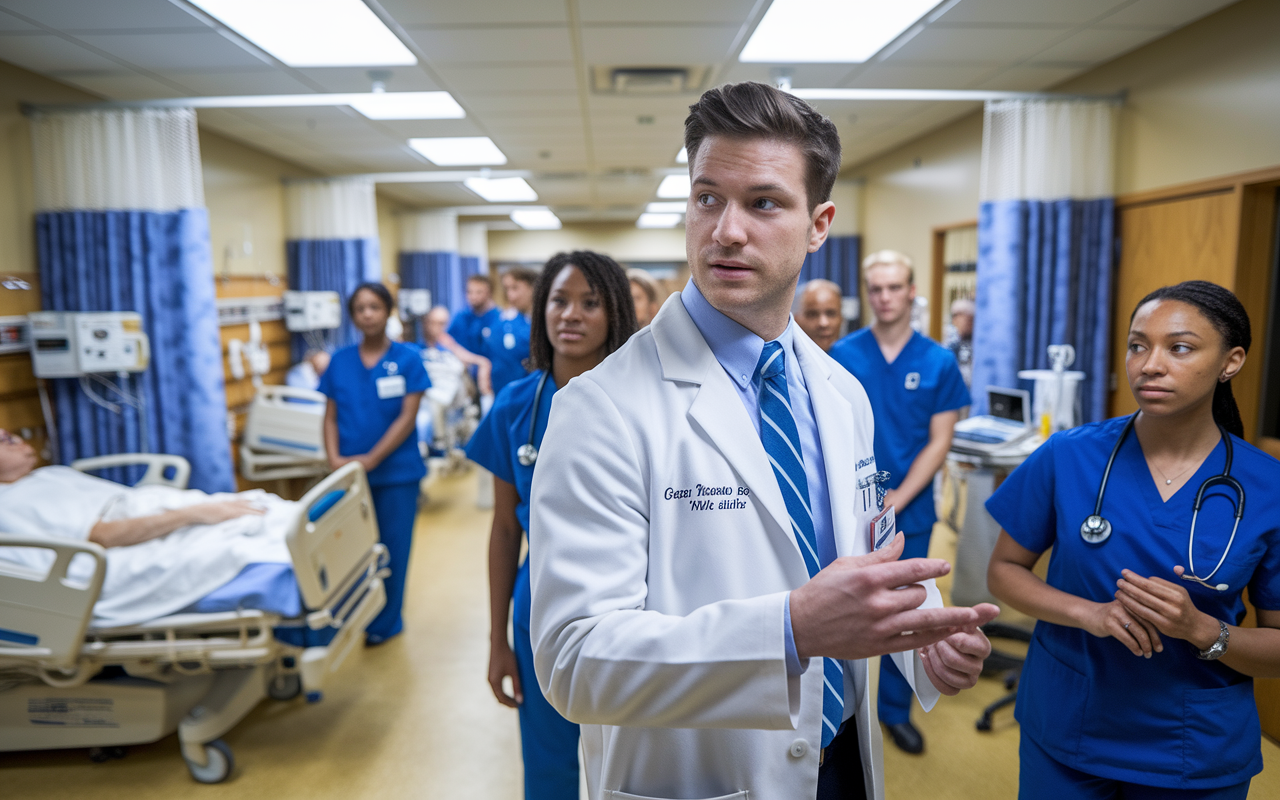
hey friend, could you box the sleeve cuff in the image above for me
[783,592,808,676]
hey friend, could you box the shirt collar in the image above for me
[681,279,797,390]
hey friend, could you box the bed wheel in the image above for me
[184,738,234,784]
[268,673,302,701]
[88,746,126,763]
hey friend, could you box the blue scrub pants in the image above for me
[366,481,420,643]
[878,529,931,726]
[513,562,580,799]
[1020,735,1250,800]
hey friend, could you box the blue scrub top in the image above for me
[481,309,532,396]
[465,369,557,534]
[986,416,1280,789]
[828,329,969,533]
[319,341,430,487]
[448,305,502,355]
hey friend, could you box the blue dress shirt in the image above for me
[681,281,835,676]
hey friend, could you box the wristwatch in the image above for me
[1196,619,1230,661]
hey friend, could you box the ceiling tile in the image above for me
[73,30,266,71]
[404,27,572,64]
[379,0,567,26]
[0,32,123,72]
[52,70,180,99]
[169,69,314,96]
[719,62,856,88]
[972,63,1087,91]
[0,0,208,31]
[579,0,758,24]
[1030,26,1170,64]
[461,93,581,114]
[289,68,442,93]
[433,64,579,94]
[1095,0,1240,28]
[932,0,1126,26]
[581,25,739,63]
[888,25,1071,63]
[844,62,995,89]
[0,11,36,31]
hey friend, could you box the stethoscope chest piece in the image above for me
[517,443,538,467]
[1080,514,1112,544]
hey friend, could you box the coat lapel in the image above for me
[651,296,800,565]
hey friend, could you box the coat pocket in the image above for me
[1183,680,1261,781]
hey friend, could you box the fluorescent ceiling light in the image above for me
[646,201,686,213]
[656,174,691,199]
[511,208,562,230]
[637,213,683,229]
[190,0,416,67]
[676,147,688,164]
[464,177,538,202]
[739,0,936,63]
[348,92,465,120]
[410,137,507,166]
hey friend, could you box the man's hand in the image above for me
[920,628,991,695]
[790,533,1000,661]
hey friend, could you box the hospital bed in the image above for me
[239,384,330,482]
[0,458,386,783]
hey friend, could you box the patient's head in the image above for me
[0,430,37,483]
[424,305,451,345]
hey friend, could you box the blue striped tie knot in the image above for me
[754,340,844,748]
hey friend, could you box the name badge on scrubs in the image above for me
[869,505,896,551]
[504,332,516,350]
[376,375,406,399]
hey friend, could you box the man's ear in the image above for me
[809,201,836,253]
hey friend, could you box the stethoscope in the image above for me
[516,371,551,467]
[1080,413,1245,591]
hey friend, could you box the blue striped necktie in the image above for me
[756,341,844,749]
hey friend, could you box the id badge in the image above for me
[869,505,896,552]
[504,332,516,350]
[376,375,406,399]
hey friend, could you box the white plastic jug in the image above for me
[1018,369,1086,433]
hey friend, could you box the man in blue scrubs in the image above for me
[828,250,969,755]
[480,266,535,396]
[448,273,501,355]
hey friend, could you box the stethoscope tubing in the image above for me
[516,370,551,467]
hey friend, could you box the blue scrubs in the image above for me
[448,305,502,355]
[466,370,579,800]
[319,342,429,643]
[481,309,532,396]
[987,417,1280,794]
[828,328,969,725]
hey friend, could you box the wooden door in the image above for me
[1109,189,1240,417]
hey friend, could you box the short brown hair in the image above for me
[684,81,841,210]
[466,273,493,290]
[502,266,539,287]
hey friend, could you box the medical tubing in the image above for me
[79,375,122,413]
[37,379,60,463]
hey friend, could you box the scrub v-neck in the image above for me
[1124,430,1225,526]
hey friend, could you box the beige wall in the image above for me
[377,195,401,284]
[488,223,688,265]
[846,0,1280,314]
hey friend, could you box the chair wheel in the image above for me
[184,738,234,784]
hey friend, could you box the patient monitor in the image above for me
[28,312,150,378]
[283,291,341,332]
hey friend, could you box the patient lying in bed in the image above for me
[0,432,303,628]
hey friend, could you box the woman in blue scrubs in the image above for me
[321,282,429,645]
[466,251,635,799]
[987,281,1280,799]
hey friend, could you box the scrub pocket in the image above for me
[1016,639,1086,759]
[607,793,747,800]
[1183,681,1261,782]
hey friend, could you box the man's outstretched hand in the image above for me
[790,533,999,667]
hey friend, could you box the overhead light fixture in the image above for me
[637,213,683,229]
[511,208,562,230]
[656,174,691,199]
[190,0,417,67]
[464,177,538,202]
[348,91,465,120]
[646,201,686,214]
[409,137,507,166]
[739,0,936,63]
[676,147,688,164]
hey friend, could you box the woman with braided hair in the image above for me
[466,250,636,799]
[987,280,1280,798]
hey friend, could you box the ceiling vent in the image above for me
[592,66,710,95]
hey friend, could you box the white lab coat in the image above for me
[530,295,942,800]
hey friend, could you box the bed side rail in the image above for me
[0,535,105,668]
[287,462,381,612]
[71,453,191,489]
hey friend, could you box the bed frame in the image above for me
[0,458,386,783]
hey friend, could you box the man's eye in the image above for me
[754,198,777,210]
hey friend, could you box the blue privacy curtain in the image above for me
[400,210,476,322]
[284,179,381,357]
[971,99,1118,421]
[30,109,233,492]
[799,234,861,296]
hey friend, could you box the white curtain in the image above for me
[980,99,1115,202]
[284,178,378,240]
[31,108,204,212]
[400,209,459,252]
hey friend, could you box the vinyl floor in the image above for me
[3,468,1277,799]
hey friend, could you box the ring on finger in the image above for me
[1123,622,1130,630]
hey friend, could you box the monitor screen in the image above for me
[988,389,1027,424]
